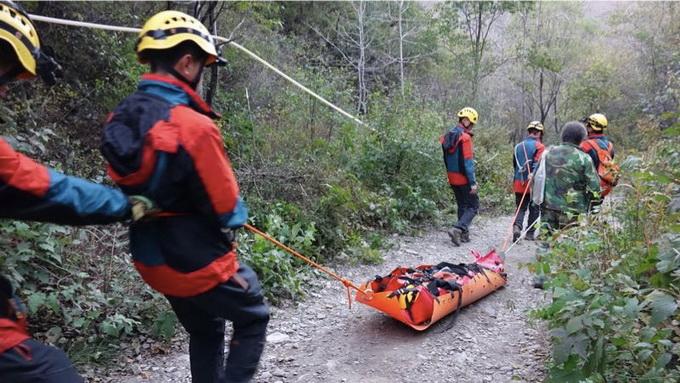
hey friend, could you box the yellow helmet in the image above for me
[397,286,417,310]
[587,113,608,131]
[136,10,220,66]
[527,120,544,132]
[0,0,41,78]
[457,107,479,124]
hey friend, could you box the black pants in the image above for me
[166,265,270,383]
[0,339,83,383]
[513,192,540,234]
[451,184,479,232]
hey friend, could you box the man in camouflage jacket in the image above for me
[541,121,601,233]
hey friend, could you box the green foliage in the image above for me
[0,222,170,361]
[238,202,317,302]
[1,0,675,371]
[317,181,389,254]
[472,127,515,214]
[151,310,179,341]
[564,58,621,123]
[533,131,680,382]
[527,46,563,73]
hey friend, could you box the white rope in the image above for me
[28,14,365,126]
[503,216,541,255]
[220,39,364,126]
[29,14,141,33]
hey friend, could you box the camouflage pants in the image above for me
[540,207,576,234]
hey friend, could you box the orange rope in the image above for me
[244,224,365,308]
[501,142,534,252]
[501,181,531,251]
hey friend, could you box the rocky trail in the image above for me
[104,216,550,383]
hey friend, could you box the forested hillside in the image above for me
[1,1,678,381]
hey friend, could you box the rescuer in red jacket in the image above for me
[1,2,132,382]
[512,121,545,241]
[441,107,479,246]
[101,10,269,383]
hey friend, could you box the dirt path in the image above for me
[106,216,550,383]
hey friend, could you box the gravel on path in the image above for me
[103,216,550,383]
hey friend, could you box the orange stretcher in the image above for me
[355,249,507,331]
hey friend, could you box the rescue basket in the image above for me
[355,249,507,331]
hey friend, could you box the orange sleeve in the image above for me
[183,121,239,215]
[0,138,50,197]
[461,135,473,160]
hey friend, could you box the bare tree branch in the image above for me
[305,22,357,69]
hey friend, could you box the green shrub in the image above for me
[239,202,318,302]
[533,128,680,382]
[473,127,515,215]
[0,222,169,361]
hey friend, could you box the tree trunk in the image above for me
[539,70,545,123]
[398,0,405,97]
[553,95,558,135]
[471,2,484,103]
[521,6,528,122]
[356,0,368,114]
[205,16,219,105]
[308,95,317,142]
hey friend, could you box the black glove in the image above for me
[35,46,62,86]
[221,228,236,244]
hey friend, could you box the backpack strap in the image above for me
[581,139,596,153]
[513,142,525,170]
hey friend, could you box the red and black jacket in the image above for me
[101,74,247,298]
[512,136,545,193]
[440,125,476,186]
[0,139,130,225]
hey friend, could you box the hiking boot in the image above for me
[512,225,521,242]
[525,231,536,241]
[532,275,546,289]
[447,227,462,246]
[461,230,470,243]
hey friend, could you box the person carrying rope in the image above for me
[440,107,479,246]
[100,10,269,383]
[0,1,135,381]
[511,121,545,241]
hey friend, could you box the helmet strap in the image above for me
[161,62,204,90]
[34,48,62,86]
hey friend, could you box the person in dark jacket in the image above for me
[440,107,479,246]
[1,2,132,382]
[101,10,269,383]
[512,121,545,241]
